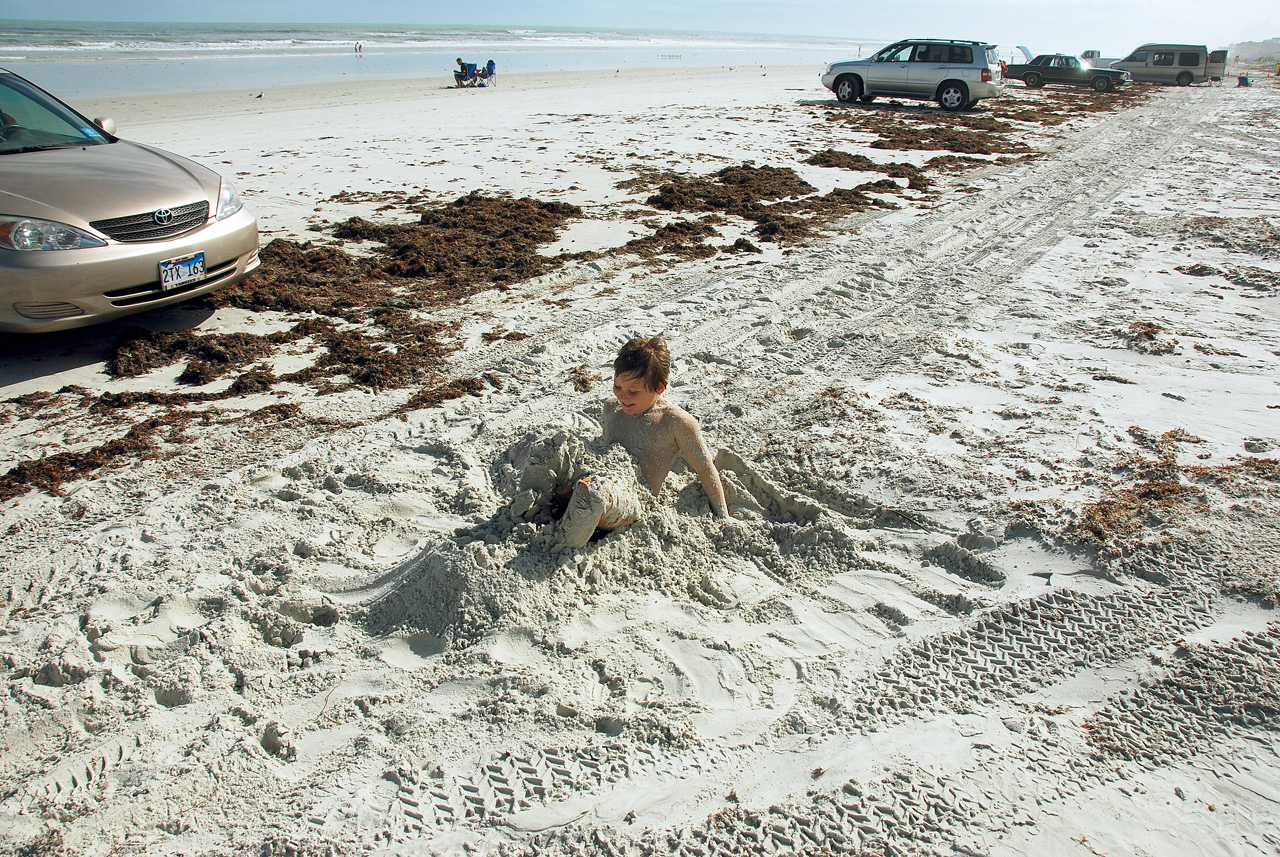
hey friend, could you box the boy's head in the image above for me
[612,335,669,414]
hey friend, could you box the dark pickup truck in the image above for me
[1004,54,1130,91]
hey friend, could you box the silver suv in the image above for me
[821,39,1004,111]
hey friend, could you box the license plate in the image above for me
[159,252,206,291]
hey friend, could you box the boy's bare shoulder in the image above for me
[661,401,702,431]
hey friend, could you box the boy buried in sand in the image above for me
[552,335,730,549]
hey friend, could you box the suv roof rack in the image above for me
[902,38,985,45]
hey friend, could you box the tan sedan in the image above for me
[0,68,259,333]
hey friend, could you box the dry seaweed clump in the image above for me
[334,192,587,288]
[108,326,291,381]
[1177,217,1280,259]
[635,163,898,244]
[804,149,932,190]
[1009,441,1277,565]
[622,218,720,259]
[198,193,596,393]
[8,192,588,499]
[0,414,188,501]
[1120,321,1179,355]
[989,86,1149,125]
[820,107,1032,156]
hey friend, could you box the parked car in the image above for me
[1004,54,1130,91]
[0,67,259,333]
[821,38,1005,111]
[1109,44,1228,86]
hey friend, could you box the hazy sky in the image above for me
[3,0,1275,56]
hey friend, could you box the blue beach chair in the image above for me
[454,61,477,87]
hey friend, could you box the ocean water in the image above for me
[0,21,883,98]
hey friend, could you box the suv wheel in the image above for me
[937,82,968,111]
[1176,71,1193,86]
[1092,76,1112,92]
[834,76,861,103]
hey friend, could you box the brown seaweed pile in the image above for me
[1008,436,1278,561]
[334,192,585,286]
[0,194,585,500]
[1177,217,1280,260]
[989,86,1150,125]
[804,150,932,190]
[816,86,1150,159]
[635,163,900,243]
[104,193,592,395]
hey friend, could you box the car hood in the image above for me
[0,139,221,227]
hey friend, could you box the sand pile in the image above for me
[340,429,882,652]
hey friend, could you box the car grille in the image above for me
[90,200,209,242]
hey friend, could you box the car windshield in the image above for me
[0,73,111,155]
[1078,58,1095,69]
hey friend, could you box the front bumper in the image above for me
[0,207,259,333]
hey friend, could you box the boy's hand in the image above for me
[716,515,746,535]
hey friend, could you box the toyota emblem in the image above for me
[153,208,174,225]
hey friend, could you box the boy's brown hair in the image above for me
[613,335,670,392]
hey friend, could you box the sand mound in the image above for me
[346,432,880,649]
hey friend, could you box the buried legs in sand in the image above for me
[551,474,643,549]
[506,431,647,551]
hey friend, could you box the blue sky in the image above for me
[2,0,1275,56]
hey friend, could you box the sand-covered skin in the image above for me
[2,67,1279,856]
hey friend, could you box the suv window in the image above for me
[878,44,913,62]
[912,44,946,63]
[1178,52,1201,66]
[1153,52,1175,66]
[946,45,973,63]
[1126,51,1148,62]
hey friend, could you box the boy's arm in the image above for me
[601,399,617,445]
[674,412,729,518]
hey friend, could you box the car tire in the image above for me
[1092,76,1112,92]
[1176,71,1193,86]
[1024,72,1042,88]
[858,94,877,103]
[834,76,861,103]
[937,82,968,111]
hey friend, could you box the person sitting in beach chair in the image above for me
[453,58,478,88]
[476,59,497,87]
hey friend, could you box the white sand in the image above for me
[2,66,1279,856]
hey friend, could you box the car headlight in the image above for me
[0,216,107,251]
[215,178,243,221]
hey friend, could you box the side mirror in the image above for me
[93,117,117,135]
